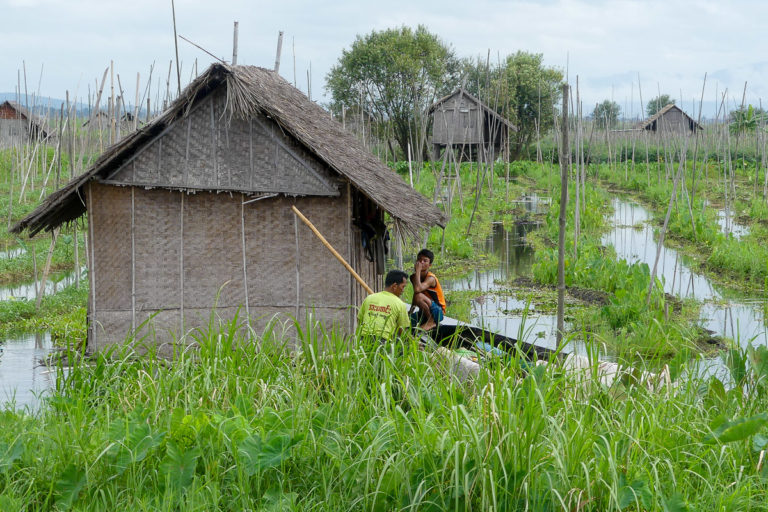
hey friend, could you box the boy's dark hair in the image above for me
[417,249,434,264]
[385,270,409,287]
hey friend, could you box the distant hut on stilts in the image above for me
[428,88,517,161]
[13,63,446,353]
[0,101,50,148]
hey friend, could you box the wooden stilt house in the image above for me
[429,88,517,160]
[637,104,702,135]
[0,101,50,148]
[13,64,446,352]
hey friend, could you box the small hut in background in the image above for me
[0,101,49,147]
[428,88,517,160]
[637,104,702,135]
[13,63,446,353]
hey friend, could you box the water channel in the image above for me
[0,267,83,411]
[442,195,767,374]
[0,194,764,407]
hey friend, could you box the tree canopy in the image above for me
[461,51,563,160]
[325,25,459,158]
[593,100,621,129]
[646,94,674,118]
[729,105,767,135]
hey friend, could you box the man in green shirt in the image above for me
[357,270,410,342]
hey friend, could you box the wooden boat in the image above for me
[427,314,558,362]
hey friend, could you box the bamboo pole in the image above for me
[291,205,374,295]
[232,21,240,66]
[36,228,59,310]
[556,84,570,347]
[274,30,283,72]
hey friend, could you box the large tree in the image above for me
[325,26,459,158]
[646,94,674,117]
[593,100,621,129]
[493,52,563,160]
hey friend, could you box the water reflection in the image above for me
[602,198,717,299]
[716,209,749,240]
[0,332,57,411]
[443,221,581,352]
[603,197,768,350]
[0,267,85,302]
[0,247,25,259]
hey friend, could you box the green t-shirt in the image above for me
[357,290,409,341]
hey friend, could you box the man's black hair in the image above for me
[417,248,434,264]
[385,270,409,287]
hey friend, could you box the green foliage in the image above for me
[593,99,621,129]
[326,25,459,157]
[646,94,675,117]
[0,322,761,509]
[729,104,768,135]
[496,52,564,160]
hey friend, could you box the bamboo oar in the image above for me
[291,205,374,295]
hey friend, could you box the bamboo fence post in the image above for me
[131,188,136,332]
[293,212,301,318]
[240,195,250,320]
[291,205,374,295]
[179,193,185,334]
[556,83,570,348]
[273,30,283,72]
[36,228,59,310]
[74,221,79,289]
[647,137,689,306]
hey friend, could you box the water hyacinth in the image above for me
[0,315,762,510]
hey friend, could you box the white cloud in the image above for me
[1,0,765,115]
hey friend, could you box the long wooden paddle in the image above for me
[291,205,374,295]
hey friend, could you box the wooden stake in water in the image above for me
[556,83,570,347]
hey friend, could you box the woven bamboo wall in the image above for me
[88,182,375,351]
[103,91,338,197]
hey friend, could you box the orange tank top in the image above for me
[426,272,446,313]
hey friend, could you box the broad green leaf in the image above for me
[617,473,652,510]
[159,442,200,491]
[108,419,164,473]
[237,433,299,477]
[0,495,21,509]
[54,464,86,511]
[753,434,768,452]
[705,413,768,444]
[0,440,23,474]
[661,492,689,512]
[707,377,727,405]
[724,349,747,386]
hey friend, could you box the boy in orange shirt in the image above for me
[409,249,446,331]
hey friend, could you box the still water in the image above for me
[442,195,767,368]
[0,333,57,411]
[604,197,768,348]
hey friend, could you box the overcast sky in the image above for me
[2,0,766,119]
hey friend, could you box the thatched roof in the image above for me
[429,88,517,132]
[12,63,447,236]
[0,101,50,139]
[637,104,702,131]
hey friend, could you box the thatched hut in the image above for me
[638,104,702,135]
[428,88,517,160]
[13,63,446,352]
[0,101,50,148]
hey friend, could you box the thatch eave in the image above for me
[12,63,447,237]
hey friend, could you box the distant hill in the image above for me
[0,92,150,119]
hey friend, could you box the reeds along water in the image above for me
[1,317,765,509]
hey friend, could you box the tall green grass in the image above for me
[0,319,766,510]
